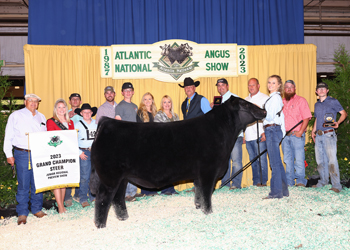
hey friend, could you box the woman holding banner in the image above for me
[47,98,75,213]
[74,103,98,208]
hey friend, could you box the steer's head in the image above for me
[226,96,267,127]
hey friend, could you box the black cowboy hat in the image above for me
[178,77,200,88]
[75,103,98,117]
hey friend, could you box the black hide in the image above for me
[90,96,266,228]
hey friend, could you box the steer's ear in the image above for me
[226,96,239,110]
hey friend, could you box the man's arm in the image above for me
[201,97,212,114]
[114,105,122,120]
[312,118,317,143]
[7,157,15,166]
[3,113,15,159]
[294,119,310,138]
[333,110,347,129]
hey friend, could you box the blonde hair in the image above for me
[137,92,157,122]
[53,98,70,122]
[159,95,174,113]
[268,75,283,93]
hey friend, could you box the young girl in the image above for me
[263,75,289,199]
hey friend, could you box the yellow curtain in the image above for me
[24,44,317,190]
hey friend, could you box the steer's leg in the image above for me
[194,182,202,209]
[94,182,117,229]
[111,179,129,221]
[199,176,216,215]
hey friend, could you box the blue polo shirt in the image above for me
[314,96,344,131]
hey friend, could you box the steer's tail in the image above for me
[90,143,100,196]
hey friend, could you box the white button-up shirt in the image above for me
[263,92,286,136]
[3,107,47,158]
[222,90,243,137]
[245,91,269,141]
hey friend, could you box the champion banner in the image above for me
[29,130,80,193]
[101,39,248,82]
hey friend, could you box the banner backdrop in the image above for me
[101,39,248,82]
[24,43,317,189]
[29,130,80,193]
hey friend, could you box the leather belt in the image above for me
[79,147,91,151]
[317,129,334,136]
[264,124,280,129]
[13,146,30,152]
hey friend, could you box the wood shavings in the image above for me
[1,186,350,249]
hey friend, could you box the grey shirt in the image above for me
[115,100,138,122]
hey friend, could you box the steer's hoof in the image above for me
[195,202,201,209]
[95,221,107,229]
[117,214,129,221]
[202,208,213,215]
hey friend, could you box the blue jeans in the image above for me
[125,183,137,197]
[65,187,79,201]
[161,186,176,194]
[79,149,95,203]
[141,188,157,195]
[14,149,43,216]
[282,133,307,186]
[265,126,288,198]
[222,137,243,188]
[315,131,341,190]
[246,137,268,185]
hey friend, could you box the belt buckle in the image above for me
[317,130,323,136]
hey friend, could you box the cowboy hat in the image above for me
[75,103,98,117]
[178,77,200,88]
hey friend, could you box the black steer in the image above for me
[90,96,266,228]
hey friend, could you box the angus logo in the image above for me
[48,136,63,147]
[153,42,199,80]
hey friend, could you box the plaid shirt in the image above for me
[95,101,117,123]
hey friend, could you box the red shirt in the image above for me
[46,118,75,131]
[282,95,312,132]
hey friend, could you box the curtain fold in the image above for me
[28,0,304,46]
[24,43,317,189]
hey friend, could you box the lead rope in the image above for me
[220,119,303,189]
[27,133,32,170]
[257,122,262,185]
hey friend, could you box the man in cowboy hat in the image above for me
[179,77,211,120]
[74,103,98,207]
[3,93,47,225]
[179,77,211,192]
